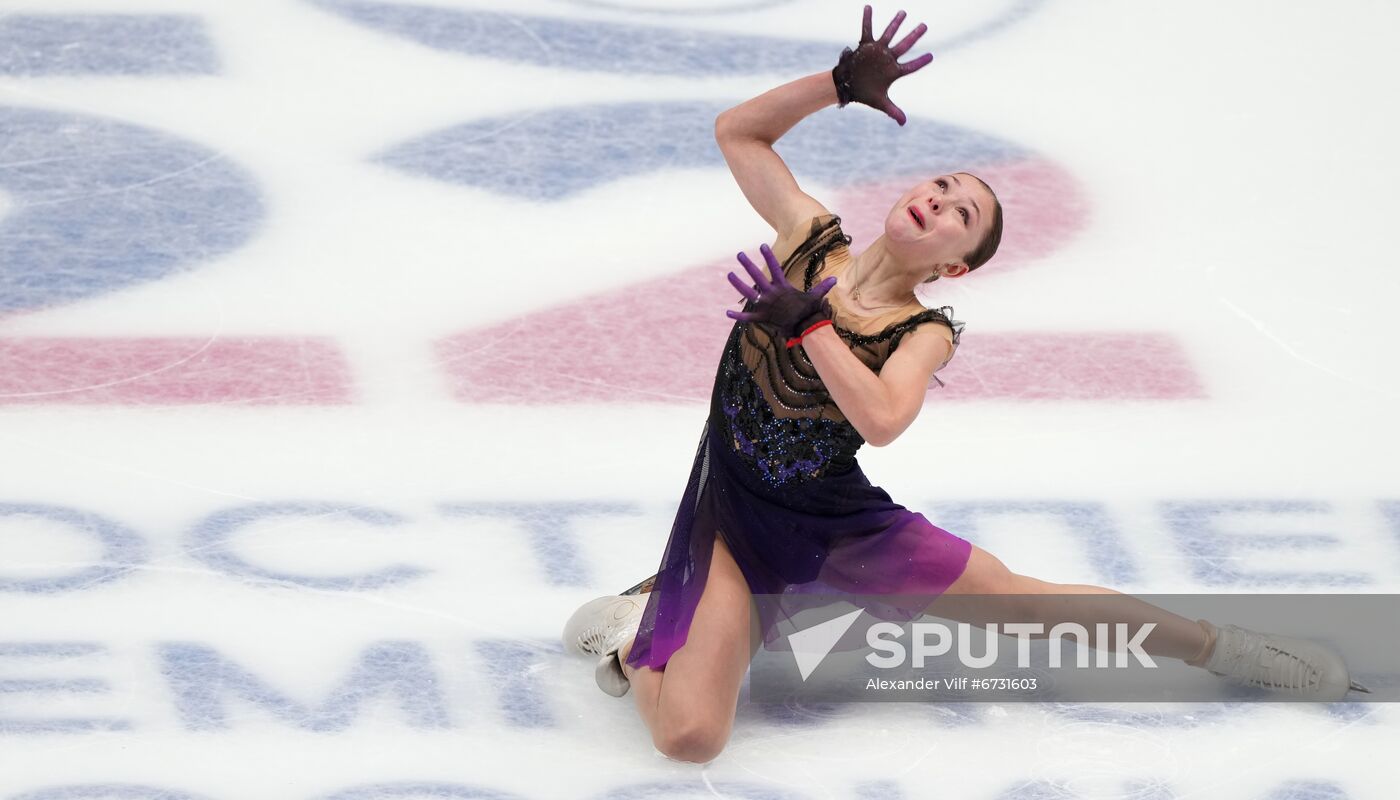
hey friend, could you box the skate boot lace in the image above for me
[578,624,609,656]
[575,600,642,658]
[1215,627,1322,695]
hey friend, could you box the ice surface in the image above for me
[0,0,1397,797]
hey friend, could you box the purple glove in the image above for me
[725,243,838,341]
[832,6,934,126]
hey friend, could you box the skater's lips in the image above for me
[908,205,925,230]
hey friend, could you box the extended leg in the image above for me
[929,544,1215,662]
[928,543,1370,699]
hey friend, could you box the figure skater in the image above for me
[563,5,1367,764]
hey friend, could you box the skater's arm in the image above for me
[873,325,953,443]
[715,73,835,240]
[717,6,932,243]
[800,323,950,447]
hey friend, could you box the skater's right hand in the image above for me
[725,243,837,341]
[832,5,934,126]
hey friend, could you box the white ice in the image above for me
[0,0,1397,798]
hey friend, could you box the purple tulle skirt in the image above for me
[624,415,973,672]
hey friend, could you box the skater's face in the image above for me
[884,172,997,279]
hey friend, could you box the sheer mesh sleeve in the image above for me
[769,218,821,274]
[769,214,844,280]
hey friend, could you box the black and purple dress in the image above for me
[624,214,972,671]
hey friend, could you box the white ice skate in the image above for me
[1200,621,1371,701]
[563,594,649,697]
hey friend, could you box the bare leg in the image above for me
[930,544,1218,664]
[616,533,760,763]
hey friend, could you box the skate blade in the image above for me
[1349,679,1372,694]
[621,573,657,596]
[595,652,631,697]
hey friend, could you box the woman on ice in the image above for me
[564,5,1366,764]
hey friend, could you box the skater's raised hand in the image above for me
[832,5,933,126]
[725,243,838,342]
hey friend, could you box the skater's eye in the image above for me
[936,179,947,190]
[958,208,969,223]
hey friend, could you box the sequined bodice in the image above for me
[710,215,964,491]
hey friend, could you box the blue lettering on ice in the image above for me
[752,700,854,728]
[917,703,984,728]
[320,785,523,800]
[373,101,1024,200]
[785,704,991,732]
[1049,702,1250,727]
[1160,501,1370,587]
[310,0,1047,75]
[10,786,209,800]
[0,712,132,737]
[438,501,638,588]
[158,641,450,731]
[1052,697,1374,727]
[597,783,803,800]
[473,640,554,729]
[1380,500,1400,549]
[996,781,1175,799]
[1321,702,1375,722]
[0,642,104,657]
[0,504,146,594]
[558,0,798,16]
[185,502,425,590]
[0,107,263,315]
[0,642,133,735]
[853,782,905,800]
[1264,781,1351,800]
[927,501,1138,585]
[311,0,828,76]
[0,678,105,693]
[0,15,217,76]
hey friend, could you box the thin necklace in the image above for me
[847,256,913,314]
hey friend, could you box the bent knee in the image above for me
[949,546,1022,595]
[653,721,730,764]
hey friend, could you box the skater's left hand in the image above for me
[725,243,838,340]
[832,6,934,126]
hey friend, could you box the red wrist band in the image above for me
[785,319,833,349]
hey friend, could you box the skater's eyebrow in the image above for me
[946,174,981,223]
